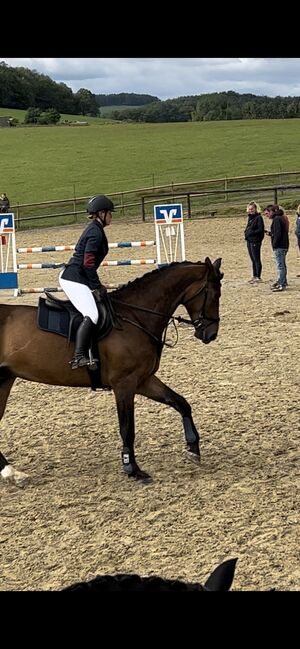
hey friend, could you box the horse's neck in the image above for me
[116,264,204,322]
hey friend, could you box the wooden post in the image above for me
[187,193,191,219]
[142,197,145,222]
[121,192,125,219]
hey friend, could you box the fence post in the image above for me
[187,193,191,219]
[73,191,77,223]
[15,204,20,230]
[274,188,278,204]
[120,193,125,219]
[141,197,146,222]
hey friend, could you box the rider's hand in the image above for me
[92,286,107,301]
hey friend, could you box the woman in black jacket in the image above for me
[244,201,265,283]
[59,194,114,369]
[263,204,289,291]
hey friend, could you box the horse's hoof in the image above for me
[187,451,201,465]
[1,465,30,487]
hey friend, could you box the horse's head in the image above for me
[183,257,223,344]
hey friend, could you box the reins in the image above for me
[110,280,215,348]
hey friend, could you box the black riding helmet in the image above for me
[86,195,115,217]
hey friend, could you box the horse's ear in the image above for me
[213,258,222,272]
[204,558,237,591]
[205,256,213,270]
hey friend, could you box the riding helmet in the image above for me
[86,195,115,216]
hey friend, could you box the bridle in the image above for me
[110,271,221,347]
[181,280,220,335]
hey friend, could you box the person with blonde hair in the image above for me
[244,201,265,283]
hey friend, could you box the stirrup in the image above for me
[69,353,99,370]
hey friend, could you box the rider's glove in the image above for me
[92,286,107,301]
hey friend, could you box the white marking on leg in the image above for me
[1,464,30,487]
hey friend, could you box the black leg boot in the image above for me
[70,316,97,370]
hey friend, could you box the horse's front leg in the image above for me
[113,382,153,483]
[137,375,200,463]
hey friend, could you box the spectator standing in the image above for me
[0,193,10,213]
[244,201,264,283]
[263,204,289,292]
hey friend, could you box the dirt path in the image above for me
[0,217,299,590]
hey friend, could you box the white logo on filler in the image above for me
[159,209,178,224]
[0,218,9,233]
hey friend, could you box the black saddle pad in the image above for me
[37,296,114,392]
[37,296,113,341]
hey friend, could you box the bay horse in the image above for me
[0,258,223,487]
[62,558,237,591]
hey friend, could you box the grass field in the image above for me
[1,108,300,206]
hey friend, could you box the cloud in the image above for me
[1,58,300,99]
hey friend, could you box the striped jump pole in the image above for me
[16,240,156,254]
[16,242,157,295]
[18,282,125,294]
[18,259,156,270]
[16,240,159,294]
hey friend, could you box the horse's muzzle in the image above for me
[194,321,219,343]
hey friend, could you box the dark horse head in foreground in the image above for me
[0,258,223,486]
[62,558,236,591]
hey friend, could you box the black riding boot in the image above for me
[70,316,97,370]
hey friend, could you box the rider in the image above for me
[59,194,114,369]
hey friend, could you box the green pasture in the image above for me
[1,109,300,207]
[0,107,112,125]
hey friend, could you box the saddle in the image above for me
[37,292,114,391]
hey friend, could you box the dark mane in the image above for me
[63,573,204,591]
[62,558,237,591]
[111,260,203,298]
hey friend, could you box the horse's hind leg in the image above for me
[0,373,30,487]
[137,375,200,462]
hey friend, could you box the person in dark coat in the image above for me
[59,194,115,369]
[244,201,265,283]
[263,204,289,292]
[0,193,10,213]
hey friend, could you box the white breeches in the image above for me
[59,273,99,324]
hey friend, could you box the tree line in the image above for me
[0,62,99,115]
[110,90,300,122]
[2,62,299,123]
[0,62,159,118]
[95,92,159,106]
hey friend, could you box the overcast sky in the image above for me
[2,58,300,100]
